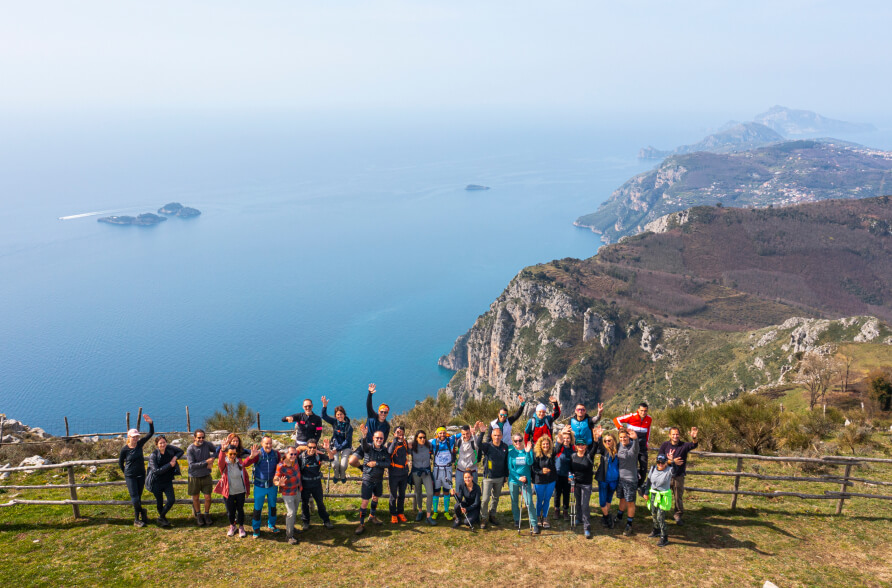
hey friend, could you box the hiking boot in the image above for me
[134,518,146,528]
[203,513,214,526]
[355,523,365,535]
[368,515,383,525]
[608,514,616,529]
[391,516,399,524]
[415,511,425,522]
[452,519,461,529]
[584,529,592,539]
[426,516,436,526]
[480,520,487,529]
[488,515,499,526]
[443,511,453,521]
[623,523,633,537]
[324,520,334,529]
[158,516,171,528]
[601,516,610,528]
[648,528,660,538]
[301,521,310,531]
[674,514,684,525]
[195,512,205,527]
[227,524,236,537]
[287,536,299,545]
[398,514,408,523]
[532,525,541,535]
[562,509,569,521]
[657,534,669,547]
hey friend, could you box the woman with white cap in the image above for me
[118,414,154,527]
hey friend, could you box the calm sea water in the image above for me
[2,113,889,433]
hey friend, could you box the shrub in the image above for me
[393,395,456,435]
[718,395,781,455]
[204,402,257,432]
[837,426,871,455]
[455,397,506,427]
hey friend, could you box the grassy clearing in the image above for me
[2,453,891,587]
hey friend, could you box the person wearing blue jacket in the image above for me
[593,426,621,529]
[320,395,354,484]
[569,402,603,447]
[250,436,282,538]
[507,435,538,534]
[364,383,390,444]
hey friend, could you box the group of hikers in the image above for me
[119,384,699,547]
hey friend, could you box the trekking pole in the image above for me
[327,462,332,495]
[524,482,533,534]
[517,485,524,534]
[570,477,577,530]
[463,508,474,530]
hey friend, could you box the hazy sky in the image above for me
[2,1,889,122]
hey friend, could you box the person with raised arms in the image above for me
[214,437,260,538]
[351,424,391,535]
[450,470,482,530]
[487,397,526,443]
[364,383,391,444]
[553,427,576,522]
[474,421,509,529]
[523,396,561,444]
[613,401,653,495]
[644,451,677,547]
[146,434,185,528]
[281,398,323,447]
[320,395,354,484]
[118,414,154,528]
[615,428,640,536]
[387,425,410,524]
[273,446,302,545]
[569,402,603,447]
[569,429,600,539]
[296,437,335,530]
[429,426,459,521]
[408,430,436,525]
[658,426,699,525]
[454,424,480,486]
[531,434,558,529]
[507,434,538,534]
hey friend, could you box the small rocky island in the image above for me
[158,202,201,217]
[465,184,490,191]
[98,213,167,226]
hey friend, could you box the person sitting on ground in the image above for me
[450,470,482,530]
[296,438,335,530]
[214,438,260,538]
[569,429,600,539]
[615,428,640,536]
[658,426,699,525]
[531,434,558,529]
[645,451,677,547]
[320,395,353,484]
[364,383,391,444]
[613,402,653,495]
[186,429,218,527]
[387,425,411,524]
[282,398,323,447]
[474,421,510,529]
[118,414,154,528]
[554,427,576,522]
[569,402,603,447]
[508,435,538,534]
[429,426,459,521]
[273,446,303,545]
[593,425,620,529]
[352,424,391,535]
[487,397,526,442]
[523,396,561,444]
[246,436,282,539]
[146,434,185,528]
[408,430,436,525]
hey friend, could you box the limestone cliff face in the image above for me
[439,276,631,411]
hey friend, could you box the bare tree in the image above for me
[797,353,841,411]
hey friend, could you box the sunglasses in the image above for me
[379,410,389,414]
[195,436,205,440]
[575,408,585,412]
[499,414,508,418]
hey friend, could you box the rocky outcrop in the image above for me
[854,317,881,342]
[644,209,690,234]
[784,319,831,354]
[583,309,616,348]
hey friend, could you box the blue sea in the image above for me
[2,112,889,433]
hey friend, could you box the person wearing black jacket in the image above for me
[320,395,354,483]
[146,435,185,527]
[531,435,558,529]
[364,383,391,444]
[282,399,323,446]
[475,422,509,529]
[297,438,335,530]
[387,425,410,523]
[118,414,154,527]
[569,438,599,538]
[450,470,482,529]
[352,424,391,535]
[658,426,699,524]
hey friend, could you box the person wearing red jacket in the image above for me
[613,402,652,494]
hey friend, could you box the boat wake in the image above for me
[58,210,113,220]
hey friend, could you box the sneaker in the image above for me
[227,525,236,537]
[355,524,365,535]
[204,513,214,526]
[324,520,334,529]
[657,534,669,547]
[443,511,453,521]
[480,521,487,529]
[268,526,280,534]
[301,522,310,531]
[532,525,541,535]
[647,528,660,538]
[238,527,247,538]
[369,515,383,525]
[431,512,439,521]
[287,537,299,545]
[488,515,499,526]
[252,530,260,539]
[584,529,592,539]
[391,516,399,524]
[415,512,425,522]
[134,519,146,528]
[397,514,408,523]
[541,520,551,529]
[674,514,684,525]
[158,516,171,528]
[195,512,205,527]
[426,516,436,526]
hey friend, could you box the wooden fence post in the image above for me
[126,412,131,431]
[136,407,143,431]
[256,413,261,432]
[186,406,191,433]
[731,457,744,509]
[67,466,81,519]
[835,463,853,515]
[0,414,5,446]
[64,417,70,437]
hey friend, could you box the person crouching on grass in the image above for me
[645,451,677,547]
[450,470,482,530]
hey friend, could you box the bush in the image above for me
[204,402,257,432]
[393,395,456,435]
[718,395,781,455]
[837,426,871,455]
[455,397,506,427]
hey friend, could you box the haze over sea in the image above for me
[3,113,891,434]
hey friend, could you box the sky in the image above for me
[1,1,890,123]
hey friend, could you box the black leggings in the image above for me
[153,482,176,518]
[125,475,145,518]
[454,505,481,525]
[225,493,246,525]
[389,476,408,515]
[554,476,571,511]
